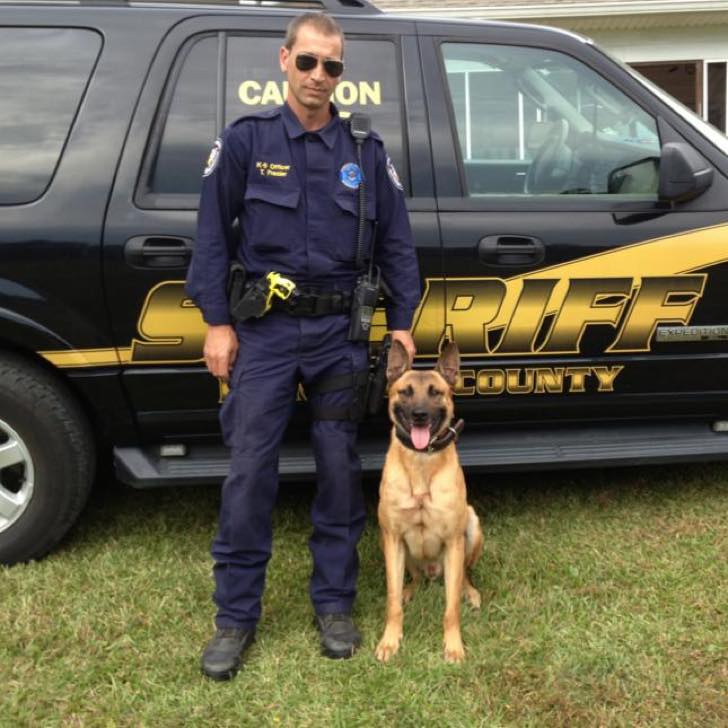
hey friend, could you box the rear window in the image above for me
[0,28,101,205]
[148,35,218,197]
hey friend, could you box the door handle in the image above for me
[478,235,545,267]
[124,236,193,269]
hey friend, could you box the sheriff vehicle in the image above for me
[2,0,728,564]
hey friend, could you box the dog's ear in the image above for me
[435,341,460,387]
[386,339,411,385]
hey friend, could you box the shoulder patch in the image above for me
[386,155,404,191]
[203,138,222,177]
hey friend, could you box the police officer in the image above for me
[186,12,420,680]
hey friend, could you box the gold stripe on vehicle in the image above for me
[39,348,132,368]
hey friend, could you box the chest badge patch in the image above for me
[203,138,222,177]
[386,155,403,191]
[340,162,363,190]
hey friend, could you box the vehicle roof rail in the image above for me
[68,0,382,14]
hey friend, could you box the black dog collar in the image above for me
[395,418,465,454]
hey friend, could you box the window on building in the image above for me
[0,28,101,205]
[631,62,702,115]
[442,43,661,197]
[707,62,726,132]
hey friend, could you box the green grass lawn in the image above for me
[2,464,727,727]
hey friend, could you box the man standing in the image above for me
[186,12,420,680]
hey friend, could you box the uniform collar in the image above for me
[281,102,340,150]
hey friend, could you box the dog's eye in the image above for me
[398,385,414,397]
[428,385,444,398]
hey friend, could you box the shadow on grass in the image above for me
[469,460,728,512]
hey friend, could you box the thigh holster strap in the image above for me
[306,369,370,421]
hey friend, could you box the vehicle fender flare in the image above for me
[0,306,76,354]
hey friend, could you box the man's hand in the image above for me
[390,329,416,362]
[203,324,239,380]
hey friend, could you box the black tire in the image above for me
[0,352,95,565]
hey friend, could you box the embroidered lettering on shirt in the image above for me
[256,161,291,178]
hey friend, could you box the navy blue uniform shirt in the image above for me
[186,102,421,329]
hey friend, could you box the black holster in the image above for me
[306,335,390,422]
[366,334,391,416]
[230,277,271,322]
[227,262,248,320]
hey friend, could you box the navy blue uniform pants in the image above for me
[212,312,368,630]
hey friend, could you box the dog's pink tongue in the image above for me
[410,425,431,450]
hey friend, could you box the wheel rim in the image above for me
[0,418,35,534]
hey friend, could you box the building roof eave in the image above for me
[377,1,728,20]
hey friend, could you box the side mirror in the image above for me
[658,142,713,202]
[608,156,659,194]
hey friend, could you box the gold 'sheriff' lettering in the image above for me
[413,275,705,356]
[37,223,728,370]
[128,274,705,365]
[131,282,205,363]
[608,276,706,352]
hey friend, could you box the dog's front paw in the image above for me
[375,630,402,662]
[443,637,465,663]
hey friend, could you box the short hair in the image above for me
[284,12,345,58]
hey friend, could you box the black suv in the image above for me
[3,0,728,565]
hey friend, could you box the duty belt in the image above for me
[270,287,353,317]
[227,265,355,322]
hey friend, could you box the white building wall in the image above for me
[584,24,728,63]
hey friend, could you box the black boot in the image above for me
[314,613,361,659]
[201,627,255,680]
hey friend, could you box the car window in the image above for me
[148,35,218,196]
[146,33,406,201]
[441,43,661,197]
[0,28,101,205]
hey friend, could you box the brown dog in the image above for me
[375,340,483,663]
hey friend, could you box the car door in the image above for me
[103,13,437,442]
[418,23,728,428]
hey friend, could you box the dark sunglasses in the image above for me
[295,52,344,78]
